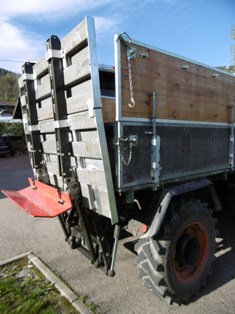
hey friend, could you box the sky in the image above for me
[0,0,234,74]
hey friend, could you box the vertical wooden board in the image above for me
[20,95,27,107]
[18,76,24,89]
[80,183,95,209]
[120,42,235,123]
[101,97,116,123]
[95,187,111,219]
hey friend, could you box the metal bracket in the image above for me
[22,73,35,81]
[151,92,160,189]
[140,52,149,59]
[28,124,40,132]
[127,47,136,60]
[117,135,138,166]
[151,135,160,188]
[45,49,63,61]
[64,177,79,196]
[53,119,69,129]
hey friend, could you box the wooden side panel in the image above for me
[120,42,235,123]
[19,17,117,223]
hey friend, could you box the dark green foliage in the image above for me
[0,122,24,136]
[0,68,19,102]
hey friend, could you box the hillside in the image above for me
[0,68,19,101]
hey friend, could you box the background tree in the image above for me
[0,69,19,101]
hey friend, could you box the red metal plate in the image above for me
[1,178,73,218]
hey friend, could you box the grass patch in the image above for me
[0,257,78,314]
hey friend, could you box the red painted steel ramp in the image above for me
[1,178,72,218]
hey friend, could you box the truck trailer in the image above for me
[2,16,235,303]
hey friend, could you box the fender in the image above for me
[141,179,213,238]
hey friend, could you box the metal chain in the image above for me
[127,56,135,108]
[118,144,133,166]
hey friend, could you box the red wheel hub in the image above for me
[173,221,209,284]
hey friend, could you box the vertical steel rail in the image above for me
[229,105,234,170]
[46,35,72,179]
[151,92,160,189]
[21,62,44,175]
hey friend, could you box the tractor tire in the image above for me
[135,199,217,304]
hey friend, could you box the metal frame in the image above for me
[86,17,118,224]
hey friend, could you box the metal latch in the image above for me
[117,135,138,166]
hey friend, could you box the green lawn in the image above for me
[0,257,78,314]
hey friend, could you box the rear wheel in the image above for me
[135,199,217,303]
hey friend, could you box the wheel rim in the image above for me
[173,221,209,284]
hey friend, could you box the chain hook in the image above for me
[127,55,135,108]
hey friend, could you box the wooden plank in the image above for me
[95,187,111,218]
[101,97,116,123]
[39,119,54,133]
[84,158,104,171]
[80,183,95,209]
[37,97,53,121]
[18,76,24,89]
[72,141,101,158]
[46,154,57,162]
[77,168,106,187]
[61,19,87,54]
[35,74,51,100]
[67,80,93,114]
[64,46,90,86]
[46,161,60,175]
[33,58,48,77]
[69,112,96,130]
[120,42,235,123]
[80,130,99,142]
[41,134,57,154]
[20,95,27,107]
